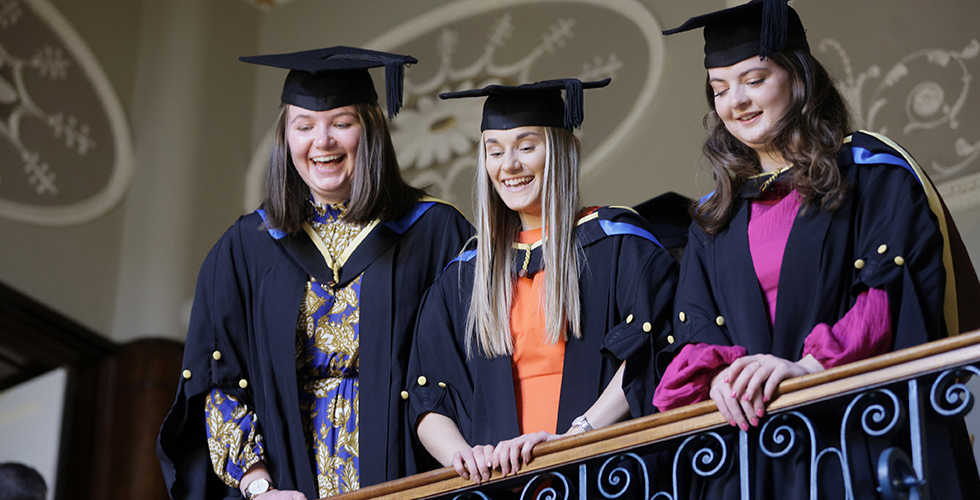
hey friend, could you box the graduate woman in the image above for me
[407,79,678,482]
[157,47,473,500]
[652,1,980,498]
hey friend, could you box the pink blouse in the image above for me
[653,187,892,412]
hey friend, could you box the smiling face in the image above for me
[286,104,361,205]
[484,126,547,230]
[708,56,793,171]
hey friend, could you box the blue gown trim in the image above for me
[256,209,288,240]
[599,219,664,248]
[385,202,435,234]
[446,249,477,271]
[851,146,922,186]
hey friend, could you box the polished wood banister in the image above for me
[331,329,980,500]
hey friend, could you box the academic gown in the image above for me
[661,131,980,499]
[157,200,473,500]
[407,207,678,449]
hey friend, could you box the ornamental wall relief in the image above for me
[819,37,980,212]
[0,0,132,225]
[245,0,665,212]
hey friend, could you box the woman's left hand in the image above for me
[727,353,824,413]
[490,431,560,476]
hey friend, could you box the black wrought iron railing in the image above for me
[333,330,980,500]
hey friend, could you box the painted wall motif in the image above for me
[0,0,132,225]
[818,37,980,211]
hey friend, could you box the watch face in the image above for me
[247,478,271,495]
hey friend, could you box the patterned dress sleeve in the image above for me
[205,388,266,487]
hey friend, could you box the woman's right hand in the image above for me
[451,444,495,483]
[255,490,307,500]
[709,362,764,431]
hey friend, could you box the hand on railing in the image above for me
[490,431,562,477]
[710,353,824,430]
[450,444,495,484]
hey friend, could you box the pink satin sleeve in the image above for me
[803,288,892,368]
[653,343,748,412]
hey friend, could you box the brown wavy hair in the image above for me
[262,101,425,234]
[695,49,851,234]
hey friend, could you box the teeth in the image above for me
[312,155,341,163]
[503,176,532,187]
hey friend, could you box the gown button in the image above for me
[894,256,905,266]
[716,316,725,326]
[182,370,192,380]
[854,259,865,269]
[417,376,428,386]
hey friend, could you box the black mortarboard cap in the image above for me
[439,78,611,131]
[663,0,808,69]
[239,46,417,118]
[633,191,693,253]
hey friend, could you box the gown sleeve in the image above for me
[598,217,679,418]
[405,262,476,438]
[158,217,265,500]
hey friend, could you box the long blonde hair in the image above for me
[465,127,583,358]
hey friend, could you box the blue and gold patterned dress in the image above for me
[206,200,363,498]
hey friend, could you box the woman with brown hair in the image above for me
[157,46,473,500]
[653,1,980,498]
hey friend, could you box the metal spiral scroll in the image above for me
[518,470,570,500]
[759,411,815,460]
[842,389,903,439]
[652,432,729,500]
[929,365,980,417]
[597,453,649,499]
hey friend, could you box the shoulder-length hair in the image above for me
[465,127,583,359]
[695,49,852,234]
[262,101,425,233]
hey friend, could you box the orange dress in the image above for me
[510,227,565,434]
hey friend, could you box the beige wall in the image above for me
[0,0,977,343]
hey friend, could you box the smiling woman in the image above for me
[653,1,980,499]
[407,78,678,483]
[483,126,547,229]
[157,46,474,500]
[285,105,362,206]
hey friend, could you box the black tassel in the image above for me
[760,0,788,59]
[385,61,405,118]
[563,79,584,129]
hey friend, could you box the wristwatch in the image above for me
[243,478,274,499]
[571,415,593,432]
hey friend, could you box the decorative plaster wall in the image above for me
[0,0,132,225]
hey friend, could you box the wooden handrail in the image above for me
[332,330,980,500]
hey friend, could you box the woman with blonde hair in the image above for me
[407,78,678,482]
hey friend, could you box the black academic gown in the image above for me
[662,131,980,499]
[407,207,678,449]
[157,200,473,500]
